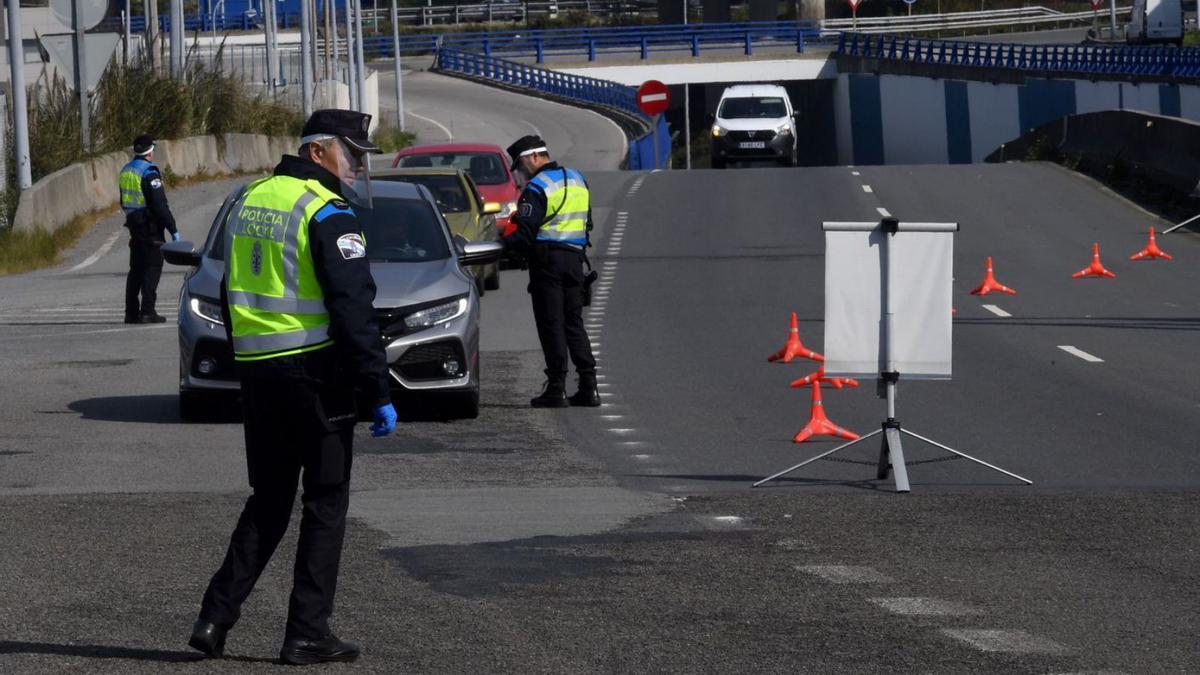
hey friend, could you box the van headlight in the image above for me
[404,298,468,329]
[189,296,224,325]
[711,124,728,137]
[775,122,793,135]
[499,201,518,218]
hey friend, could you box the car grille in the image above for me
[727,129,777,142]
[394,340,467,381]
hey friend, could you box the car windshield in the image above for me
[718,96,788,119]
[376,174,471,213]
[396,152,509,185]
[355,197,451,263]
[208,196,450,264]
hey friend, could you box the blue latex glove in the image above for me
[171,231,181,242]
[370,403,397,437]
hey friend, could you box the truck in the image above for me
[1127,0,1184,46]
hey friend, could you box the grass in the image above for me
[372,123,418,153]
[0,209,113,275]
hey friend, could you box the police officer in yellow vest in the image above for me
[503,136,599,408]
[189,110,397,666]
[120,134,178,323]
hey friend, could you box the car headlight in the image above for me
[189,296,224,325]
[711,124,727,137]
[499,201,517,218]
[403,298,468,330]
[775,122,793,135]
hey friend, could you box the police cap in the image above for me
[133,134,154,156]
[301,109,380,154]
[506,135,549,170]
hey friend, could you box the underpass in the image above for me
[0,63,1198,672]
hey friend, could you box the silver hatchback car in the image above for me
[163,179,504,421]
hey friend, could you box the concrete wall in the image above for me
[835,73,1200,165]
[12,133,298,234]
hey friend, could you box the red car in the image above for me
[394,143,521,237]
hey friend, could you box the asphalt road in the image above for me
[1,73,1198,670]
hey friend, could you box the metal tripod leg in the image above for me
[753,429,882,487]
[901,428,1033,485]
[884,425,910,493]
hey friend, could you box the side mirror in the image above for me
[482,201,502,215]
[162,240,202,266]
[458,241,505,266]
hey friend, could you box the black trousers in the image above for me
[125,241,163,319]
[528,245,596,381]
[199,350,356,640]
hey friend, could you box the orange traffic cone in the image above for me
[969,256,1016,295]
[768,312,824,363]
[1130,227,1173,261]
[1072,243,1116,279]
[793,382,860,443]
[790,365,860,390]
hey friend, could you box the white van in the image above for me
[709,84,798,169]
[1128,0,1183,45]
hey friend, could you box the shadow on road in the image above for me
[67,394,184,424]
[0,639,270,664]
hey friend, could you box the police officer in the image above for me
[120,134,178,323]
[189,110,398,665]
[503,135,600,408]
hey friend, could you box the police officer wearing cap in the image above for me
[503,135,600,408]
[120,134,178,323]
[189,109,397,666]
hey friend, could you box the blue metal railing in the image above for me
[837,32,1200,79]
[437,48,668,169]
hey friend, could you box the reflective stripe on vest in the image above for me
[119,158,153,213]
[530,167,589,247]
[224,175,343,361]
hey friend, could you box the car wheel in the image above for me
[484,264,500,291]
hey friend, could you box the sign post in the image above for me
[636,79,670,170]
[903,0,916,16]
[1089,0,1102,33]
[847,0,861,29]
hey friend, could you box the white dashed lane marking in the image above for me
[797,565,895,584]
[869,597,979,616]
[941,629,1070,655]
[981,304,1012,318]
[861,185,873,193]
[876,207,891,218]
[1058,345,1104,363]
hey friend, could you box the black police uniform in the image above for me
[196,157,391,649]
[502,154,598,407]
[124,156,177,323]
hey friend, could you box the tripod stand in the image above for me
[755,218,1032,493]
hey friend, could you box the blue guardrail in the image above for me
[437,48,670,169]
[838,32,1200,79]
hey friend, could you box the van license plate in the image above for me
[738,141,766,149]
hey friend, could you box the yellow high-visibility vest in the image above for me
[224,175,349,361]
[119,158,154,213]
[529,167,589,248]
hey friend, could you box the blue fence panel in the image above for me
[627,115,671,171]
[835,31,1200,80]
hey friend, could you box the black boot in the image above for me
[569,372,601,407]
[279,634,360,665]
[531,378,568,408]
[188,618,229,658]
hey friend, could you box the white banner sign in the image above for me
[823,224,954,379]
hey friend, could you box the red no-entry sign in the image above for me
[636,80,671,117]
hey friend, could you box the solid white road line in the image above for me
[876,207,891,218]
[982,304,1012,318]
[69,231,124,272]
[406,110,454,140]
[1058,345,1104,363]
[0,324,174,341]
[862,185,873,193]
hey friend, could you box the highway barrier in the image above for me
[12,134,296,235]
[435,48,670,169]
[988,109,1200,197]
[837,32,1200,80]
